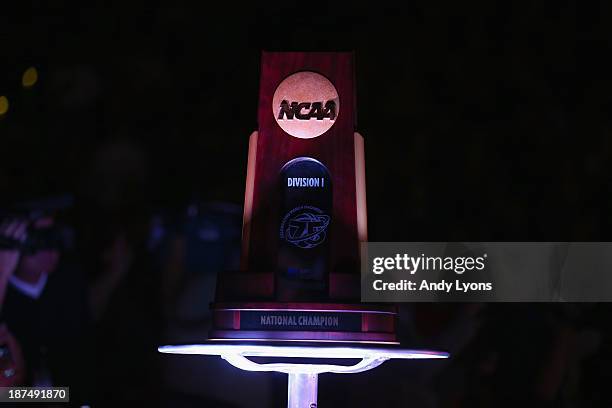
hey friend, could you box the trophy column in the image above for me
[211,52,396,344]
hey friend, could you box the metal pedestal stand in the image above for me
[159,343,448,408]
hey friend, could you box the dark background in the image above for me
[2,3,606,241]
[1,3,611,407]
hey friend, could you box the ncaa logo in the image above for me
[273,71,339,139]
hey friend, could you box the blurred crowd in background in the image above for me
[0,194,609,407]
[1,3,611,407]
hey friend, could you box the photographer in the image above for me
[0,219,28,386]
[0,219,28,308]
[0,204,92,404]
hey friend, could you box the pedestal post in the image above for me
[287,372,318,408]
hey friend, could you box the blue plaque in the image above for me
[278,157,332,300]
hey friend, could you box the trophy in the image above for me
[210,52,397,343]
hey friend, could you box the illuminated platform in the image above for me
[159,342,449,408]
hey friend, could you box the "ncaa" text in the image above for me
[278,100,336,120]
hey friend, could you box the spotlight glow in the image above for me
[22,67,38,88]
[0,96,8,116]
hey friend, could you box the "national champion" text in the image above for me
[260,315,340,328]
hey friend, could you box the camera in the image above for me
[0,195,74,255]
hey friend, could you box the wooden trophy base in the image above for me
[209,302,397,344]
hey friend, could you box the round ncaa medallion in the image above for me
[272,71,339,139]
